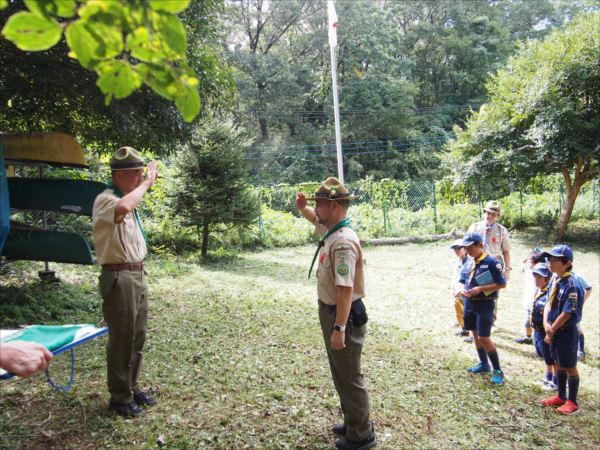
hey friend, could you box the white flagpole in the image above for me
[328,1,344,184]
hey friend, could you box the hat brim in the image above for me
[306,194,357,201]
[541,251,572,261]
[483,208,500,214]
[461,239,480,247]
[531,269,550,277]
[110,163,145,171]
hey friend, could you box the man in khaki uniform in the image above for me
[296,177,376,450]
[92,146,158,418]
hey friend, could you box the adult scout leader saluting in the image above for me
[296,177,376,450]
[92,147,158,418]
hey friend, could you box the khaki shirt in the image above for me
[315,223,365,305]
[92,189,147,265]
[468,220,510,263]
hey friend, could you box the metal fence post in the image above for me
[383,201,389,235]
[431,179,438,233]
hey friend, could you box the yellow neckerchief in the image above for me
[468,251,488,284]
[548,271,572,308]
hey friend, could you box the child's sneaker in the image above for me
[541,395,565,407]
[491,369,504,385]
[467,362,491,374]
[541,381,557,391]
[556,400,579,415]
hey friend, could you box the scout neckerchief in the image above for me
[106,181,147,242]
[308,218,353,279]
[468,251,488,285]
[548,271,572,308]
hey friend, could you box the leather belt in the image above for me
[102,262,144,271]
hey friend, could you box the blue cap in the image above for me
[541,245,574,262]
[450,239,464,249]
[461,232,483,247]
[531,262,551,278]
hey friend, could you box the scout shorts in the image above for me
[533,329,554,365]
[550,327,578,368]
[463,307,493,337]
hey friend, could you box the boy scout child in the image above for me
[459,232,507,385]
[296,177,376,450]
[529,263,556,390]
[541,245,584,415]
[450,240,472,337]
[92,147,158,418]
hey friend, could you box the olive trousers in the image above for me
[319,301,372,441]
[100,269,148,405]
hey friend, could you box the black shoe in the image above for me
[332,423,347,437]
[134,391,157,406]
[109,401,144,418]
[335,426,376,450]
[515,337,533,345]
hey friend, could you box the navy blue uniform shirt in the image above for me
[460,253,505,298]
[547,273,584,328]
[531,287,549,329]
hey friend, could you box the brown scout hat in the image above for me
[109,146,145,170]
[306,177,357,201]
[483,200,501,215]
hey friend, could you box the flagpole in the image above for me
[328,1,344,184]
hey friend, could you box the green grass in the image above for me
[1,236,599,449]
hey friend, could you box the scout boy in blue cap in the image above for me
[540,245,584,415]
[459,232,507,385]
[529,262,556,390]
[450,239,472,337]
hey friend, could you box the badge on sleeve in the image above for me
[496,263,502,270]
[337,256,349,276]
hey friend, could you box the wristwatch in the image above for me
[333,323,346,332]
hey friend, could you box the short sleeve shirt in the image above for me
[467,221,510,263]
[452,256,472,297]
[92,189,147,265]
[461,253,506,310]
[531,288,549,328]
[547,274,584,327]
[315,223,365,305]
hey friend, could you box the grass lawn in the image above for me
[1,233,599,449]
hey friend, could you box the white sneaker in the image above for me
[542,381,557,391]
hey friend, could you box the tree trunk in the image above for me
[201,220,210,256]
[556,167,584,239]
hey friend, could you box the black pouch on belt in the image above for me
[350,298,368,327]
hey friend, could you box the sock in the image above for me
[552,375,557,385]
[578,334,585,353]
[545,372,552,382]
[557,371,568,400]
[476,347,489,367]
[487,350,501,371]
[567,376,580,404]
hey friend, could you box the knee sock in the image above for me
[567,376,580,404]
[552,374,557,385]
[578,334,585,353]
[476,347,489,366]
[557,371,568,400]
[487,350,501,371]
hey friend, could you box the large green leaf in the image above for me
[137,63,177,100]
[154,12,187,59]
[1,11,62,51]
[96,60,141,100]
[0,0,8,10]
[65,20,99,69]
[175,82,201,123]
[149,0,190,14]
[24,0,77,18]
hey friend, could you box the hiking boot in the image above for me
[491,369,504,385]
[467,362,491,374]
[540,395,565,407]
[556,400,579,415]
[134,391,157,406]
[335,425,376,450]
[332,423,347,437]
[109,401,144,418]
[515,337,533,344]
